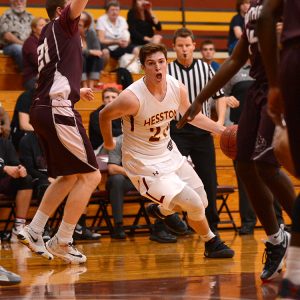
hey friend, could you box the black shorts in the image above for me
[280,41,300,177]
[236,81,279,166]
[30,103,98,178]
[0,175,33,196]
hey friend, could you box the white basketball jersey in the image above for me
[122,74,184,169]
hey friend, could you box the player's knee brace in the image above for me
[292,194,300,233]
[170,185,206,221]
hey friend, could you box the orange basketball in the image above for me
[220,125,238,160]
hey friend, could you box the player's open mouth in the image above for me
[156,73,162,80]
[183,53,187,58]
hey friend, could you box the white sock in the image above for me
[56,220,76,244]
[284,246,300,285]
[29,210,49,234]
[200,230,215,242]
[267,228,283,245]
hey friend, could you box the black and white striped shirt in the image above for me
[168,59,224,119]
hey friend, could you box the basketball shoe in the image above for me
[146,203,188,234]
[0,266,21,285]
[46,235,87,264]
[10,224,25,243]
[278,278,300,299]
[17,225,53,260]
[260,229,290,282]
[204,236,235,258]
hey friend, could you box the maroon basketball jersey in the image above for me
[281,0,300,43]
[242,0,267,82]
[35,5,82,106]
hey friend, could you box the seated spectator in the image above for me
[22,17,47,90]
[127,0,162,47]
[200,40,220,72]
[89,87,122,152]
[227,0,250,54]
[96,1,139,68]
[0,102,11,139]
[107,134,180,242]
[10,89,34,151]
[19,131,101,241]
[0,125,33,242]
[79,12,103,89]
[0,0,33,70]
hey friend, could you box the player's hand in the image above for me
[80,88,94,101]
[226,96,240,108]
[4,166,21,178]
[18,165,27,177]
[268,87,285,127]
[176,102,203,129]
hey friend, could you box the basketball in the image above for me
[220,125,238,160]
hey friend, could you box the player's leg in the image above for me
[278,45,300,297]
[46,170,101,264]
[170,160,234,258]
[18,174,78,260]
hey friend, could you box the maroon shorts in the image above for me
[30,103,98,178]
[280,41,300,177]
[236,81,279,166]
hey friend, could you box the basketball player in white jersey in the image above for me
[100,43,234,258]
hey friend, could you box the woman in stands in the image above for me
[127,0,162,47]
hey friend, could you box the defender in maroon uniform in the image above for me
[258,0,300,296]
[18,0,101,264]
[177,0,295,282]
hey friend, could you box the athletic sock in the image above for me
[267,227,283,245]
[200,230,215,242]
[56,220,76,244]
[29,210,49,235]
[284,246,300,285]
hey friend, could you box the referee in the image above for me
[168,27,227,234]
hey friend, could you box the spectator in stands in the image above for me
[0,0,33,71]
[18,131,101,241]
[0,102,11,139]
[223,62,284,235]
[200,40,220,72]
[227,0,250,55]
[89,87,122,153]
[127,0,162,47]
[107,134,184,242]
[79,11,103,89]
[22,17,47,90]
[10,89,34,151]
[96,1,139,68]
[0,124,32,242]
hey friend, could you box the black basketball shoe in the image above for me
[260,230,290,282]
[204,236,235,258]
[146,203,187,234]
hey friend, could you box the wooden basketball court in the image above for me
[0,229,283,299]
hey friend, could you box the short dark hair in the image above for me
[46,0,66,20]
[102,87,120,100]
[173,27,195,44]
[200,40,215,50]
[105,1,120,11]
[139,43,167,66]
[236,0,250,13]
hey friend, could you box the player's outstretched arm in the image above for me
[176,38,249,129]
[69,0,88,20]
[99,90,139,150]
[178,83,225,135]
